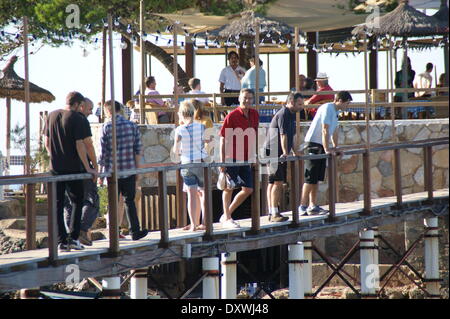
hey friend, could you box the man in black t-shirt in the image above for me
[44,92,97,251]
[63,97,100,246]
[265,92,304,222]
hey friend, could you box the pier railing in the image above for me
[131,87,449,123]
[0,137,448,264]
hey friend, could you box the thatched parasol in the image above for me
[203,10,293,43]
[0,55,55,175]
[433,0,449,29]
[0,55,55,103]
[352,0,448,37]
[352,0,448,114]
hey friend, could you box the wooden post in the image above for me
[424,146,433,202]
[401,37,408,119]
[290,160,299,225]
[47,182,58,264]
[369,36,378,90]
[158,171,169,247]
[327,153,336,221]
[107,14,120,256]
[139,1,146,125]
[173,23,179,125]
[101,28,107,123]
[6,97,11,175]
[362,34,371,215]
[362,150,372,215]
[203,166,213,240]
[294,26,303,209]
[393,148,402,207]
[23,16,36,250]
[121,36,132,106]
[251,22,261,234]
[306,32,318,79]
[176,170,185,228]
[185,42,194,78]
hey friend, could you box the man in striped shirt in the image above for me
[99,100,148,241]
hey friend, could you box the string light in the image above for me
[127,24,132,34]
[85,24,92,33]
[120,39,128,50]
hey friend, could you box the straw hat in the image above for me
[315,72,328,81]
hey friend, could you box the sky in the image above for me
[0,9,446,169]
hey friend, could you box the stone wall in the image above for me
[91,119,449,204]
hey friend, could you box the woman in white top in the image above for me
[173,101,210,231]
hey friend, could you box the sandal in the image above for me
[195,224,206,231]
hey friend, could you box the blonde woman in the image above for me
[173,101,210,231]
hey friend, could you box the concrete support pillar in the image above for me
[101,276,121,299]
[424,217,441,298]
[288,242,305,299]
[203,257,219,299]
[360,229,378,298]
[221,252,237,299]
[303,241,313,297]
[373,227,379,276]
[130,268,148,299]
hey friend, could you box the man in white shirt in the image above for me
[414,63,433,98]
[299,91,352,216]
[219,51,246,106]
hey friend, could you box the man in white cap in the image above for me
[304,72,334,119]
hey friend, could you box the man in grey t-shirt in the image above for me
[299,91,352,216]
[265,92,304,222]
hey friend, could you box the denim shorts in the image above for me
[181,167,204,188]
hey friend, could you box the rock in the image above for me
[344,127,361,145]
[377,188,394,197]
[338,155,359,174]
[143,145,169,164]
[339,187,359,203]
[413,167,424,185]
[399,150,422,175]
[414,126,431,141]
[405,125,422,141]
[361,126,382,144]
[387,289,405,299]
[380,150,393,163]
[341,172,364,193]
[408,288,425,299]
[0,199,24,219]
[434,149,449,168]
[371,167,383,192]
[91,217,107,230]
[377,160,393,177]
[141,130,159,146]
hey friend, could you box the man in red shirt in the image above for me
[305,72,334,119]
[219,88,259,228]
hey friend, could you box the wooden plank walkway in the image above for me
[0,189,447,271]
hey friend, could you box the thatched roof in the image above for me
[201,11,293,42]
[352,0,448,37]
[432,0,449,30]
[0,56,55,103]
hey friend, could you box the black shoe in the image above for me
[58,242,70,252]
[131,229,148,241]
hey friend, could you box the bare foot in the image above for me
[182,224,191,231]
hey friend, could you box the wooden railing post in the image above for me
[424,146,433,203]
[25,183,36,250]
[362,150,372,215]
[251,164,261,234]
[107,176,120,255]
[327,153,336,221]
[176,169,186,228]
[203,166,213,240]
[261,169,269,216]
[158,171,169,247]
[47,181,58,264]
[290,159,299,225]
[393,148,402,207]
